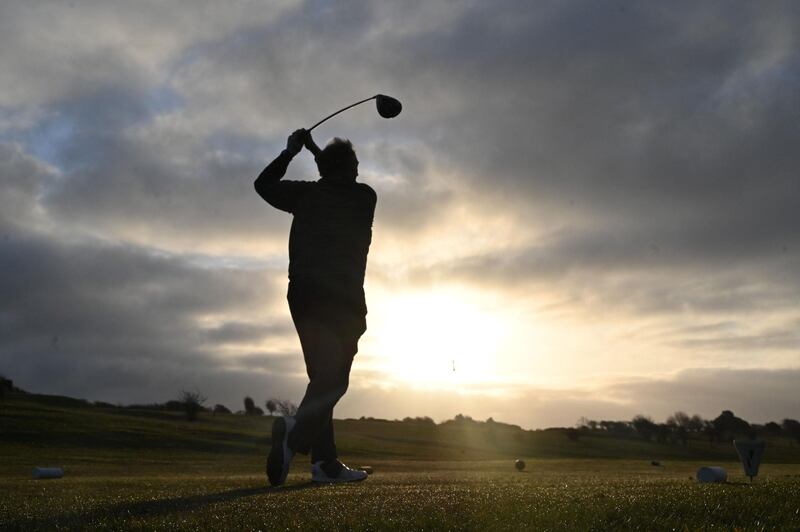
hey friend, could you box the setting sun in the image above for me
[367,289,509,389]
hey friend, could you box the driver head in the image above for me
[316,137,358,183]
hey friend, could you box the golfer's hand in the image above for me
[303,130,322,156]
[286,129,306,156]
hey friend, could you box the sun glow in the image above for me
[368,289,509,390]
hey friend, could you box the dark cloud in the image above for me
[229,352,305,375]
[0,227,302,406]
[204,321,294,345]
[0,143,55,229]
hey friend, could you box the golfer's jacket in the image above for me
[255,149,376,313]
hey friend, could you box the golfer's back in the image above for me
[287,179,376,290]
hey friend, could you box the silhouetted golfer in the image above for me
[255,129,376,486]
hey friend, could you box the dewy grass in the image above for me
[2,395,800,530]
[2,464,799,530]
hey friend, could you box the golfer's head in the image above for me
[316,138,358,182]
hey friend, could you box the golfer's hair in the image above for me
[316,138,356,179]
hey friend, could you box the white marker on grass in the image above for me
[32,467,63,479]
[696,466,727,483]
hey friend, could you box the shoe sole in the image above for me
[311,470,368,484]
[267,417,287,486]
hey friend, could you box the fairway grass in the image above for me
[2,459,800,530]
[3,395,800,529]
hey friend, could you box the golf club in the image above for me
[308,94,402,132]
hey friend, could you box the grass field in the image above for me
[2,394,800,530]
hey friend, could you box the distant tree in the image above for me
[213,404,232,415]
[675,425,688,445]
[599,420,634,435]
[687,414,705,433]
[655,423,671,443]
[566,428,581,441]
[782,419,800,444]
[265,399,277,416]
[764,421,782,436]
[244,396,256,415]
[666,411,691,429]
[177,390,207,422]
[274,399,298,416]
[703,420,720,444]
[712,410,750,439]
[632,415,657,442]
[666,412,694,445]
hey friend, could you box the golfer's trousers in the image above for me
[286,281,366,463]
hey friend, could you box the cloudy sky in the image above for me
[2,1,799,428]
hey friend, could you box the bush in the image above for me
[402,416,436,425]
[783,419,800,443]
[177,390,207,422]
[273,399,298,416]
[213,404,232,415]
[632,415,657,441]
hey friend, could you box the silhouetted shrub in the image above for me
[273,399,298,416]
[402,416,436,425]
[177,390,207,422]
[213,404,232,415]
[712,410,750,439]
[244,396,256,415]
[632,415,657,441]
[783,419,800,443]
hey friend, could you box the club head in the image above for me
[375,94,402,119]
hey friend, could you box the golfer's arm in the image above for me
[254,149,294,199]
[305,136,322,157]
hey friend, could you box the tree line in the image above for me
[172,392,299,421]
[575,410,800,445]
[2,375,797,436]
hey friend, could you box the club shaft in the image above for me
[308,96,376,132]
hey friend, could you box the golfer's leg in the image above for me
[289,323,349,455]
[310,411,336,464]
[310,335,357,463]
